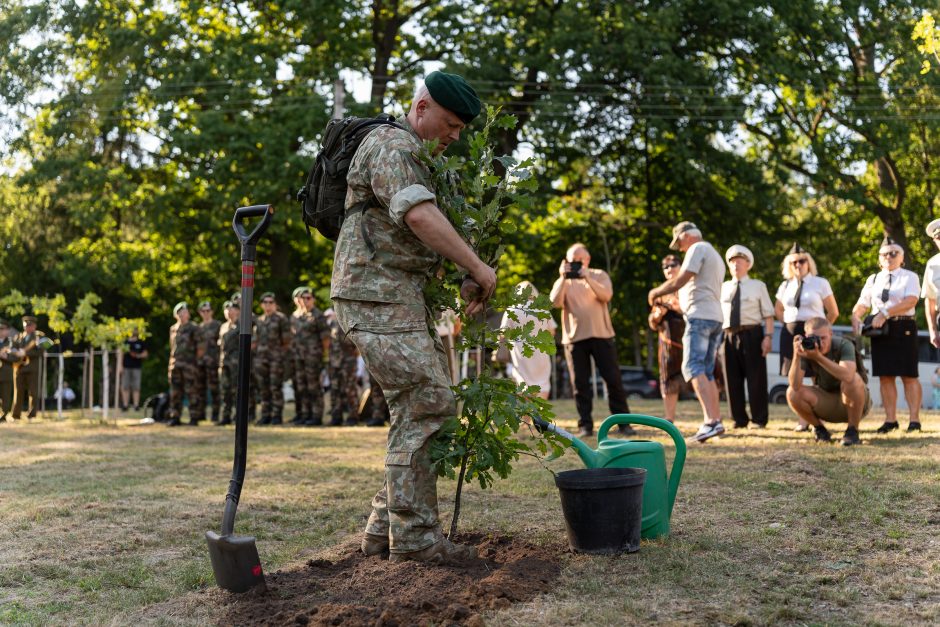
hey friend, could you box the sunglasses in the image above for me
[879,251,899,258]
[790,258,808,266]
[661,262,680,270]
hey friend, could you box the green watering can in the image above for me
[536,413,686,539]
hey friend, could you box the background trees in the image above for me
[1,0,938,393]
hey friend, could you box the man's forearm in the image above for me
[550,278,566,308]
[929,299,938,334]
[788,353,802,389]
[583,274,612,303]
[652,271,693,300]
[814,354,853,383]
[404,201,485,275]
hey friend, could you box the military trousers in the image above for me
[329,359,360,421]
[13,368,40,418]
[168,364,201,421]
[295,354,324,420]
[195,358,220,419]
[334,299,455,554]
[0,375,14,414]
[255,356,285,419]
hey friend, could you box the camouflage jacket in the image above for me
[12,330,46,372]
[199,319,222,365]
[218,321,240,369]
[330,116,443,306]
[169,321,200,369]
[256,311,291,358]
[294,308,330,358]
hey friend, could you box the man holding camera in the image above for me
[786,317,870,446]
[550,242,632,438]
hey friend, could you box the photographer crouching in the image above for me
[786,317,871,446]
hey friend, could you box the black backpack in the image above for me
[296,114,402,240]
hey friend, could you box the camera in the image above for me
[565,261,583,279]
[801,335,821,351]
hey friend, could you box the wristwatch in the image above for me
[879,306,890,318]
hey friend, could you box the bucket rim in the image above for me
[554,467,647,490]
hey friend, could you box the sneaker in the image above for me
[842,426,861,447]
[689,421,725,443]
[750,422,767,429]
[577,427,594,438]
[732,422,749,429]
[813,425,832,443]
[794,423,810,432]
[616,424,637,436]
[875,421,899,434]
[388,537,478,565]
[361,533,390,557]
[907,422,922,433]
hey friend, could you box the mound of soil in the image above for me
[218,534,563,626]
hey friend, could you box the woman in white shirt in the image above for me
[500,281,558,399]
[775,243,839,431]
[851,237,922,433]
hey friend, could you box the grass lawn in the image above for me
[1,398,939,625]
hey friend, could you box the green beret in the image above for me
[424,71,481,124]
[173,302,188,315]
[292,286,312,299]
[222,300,233,309]
[198,300,211,310]
[260,292,276,302]
[230,292,241,302]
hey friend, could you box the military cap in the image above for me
[788,242,805,255]
[291,286,304,299]
[222,300,233,310]
[22,315,38,325]
[880,235,903,253]
[927,219,940,239]
[198,300,211,310]
[424,71,481,124]
[724,244,754,266]
[669,221,698,250]
[173,301,188,315]
[259,292,276,302]
[230,292,241,302]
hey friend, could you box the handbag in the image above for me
[492,340,512,364]
[861,314,889,337]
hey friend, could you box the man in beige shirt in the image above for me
[550,243,632,437]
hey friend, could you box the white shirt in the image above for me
[720,277,774,329]
[921,252,940,300]
[775,275,834,323]
[678,241,725,322]
[855,268,919,316]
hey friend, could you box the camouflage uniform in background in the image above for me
[294,307,330,425]
[364,371,390,427]
[255,309,291,424]
[218,318,257,424]
[328,323,361,425]
[168,319,202,424]
[196,318,222,421]
[289,307,304,423]
[331,116,456,554]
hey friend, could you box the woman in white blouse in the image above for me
[851,237,922,433]
[500,281,558,399]
[775,243,839,431]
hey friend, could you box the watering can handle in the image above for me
[597,414,687,516]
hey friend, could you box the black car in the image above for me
[592,366,660,399]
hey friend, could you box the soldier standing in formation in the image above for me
[167,302,203,426]
[289,287,306,425]
[0,319,18,421]
[196,301,222,422]
[293,287,331,426]
[217,300,240,426]
[12,315,47,420]
[255,292,291,425]
[327,311,361,426]
[331,71,494,562]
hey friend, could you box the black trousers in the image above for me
[564,337,630,430]
[722,327,768,426]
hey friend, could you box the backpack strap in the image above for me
[347,199,378,255]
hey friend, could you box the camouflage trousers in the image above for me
[334,299,455,554]
[329,358,360,421]
[219,362,256,422]
[168,364,202,421]
[195,359,220,419]
[255,356,285,419]
[294,355,324,420]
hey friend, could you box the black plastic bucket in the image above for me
[554,467,647,554]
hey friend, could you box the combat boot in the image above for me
[211,409,220,423]
[167,416,182,427]
[257,415,271,425]
[365,417,387,427]
[361,533,389,556]
[290,413,305,425]
[304,415,323,426]
[345,417,359,426]
[270,413,283,426]
[217,417,232,426]
[388,538,478,565]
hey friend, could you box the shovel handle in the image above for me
[233,205,274,255]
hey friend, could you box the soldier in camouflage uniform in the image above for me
[292,287,331,426]
[0,319,19,421]
[196,301,222,422]
[326,311,361,426]
[364,372,390,427]
[167,302,204,426]
[331,72,494,563]
[255,292,291,425]
[288,286,306,424]
[218,300,248,426]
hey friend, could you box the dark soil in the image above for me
[217,533,563,626]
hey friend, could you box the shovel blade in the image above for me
[205,530,267,593]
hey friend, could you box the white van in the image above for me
[765,322,940,409]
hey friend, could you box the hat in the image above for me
[173,302,188,315]
[294,286,312,298]
[424,71,481,124]
[927,219,940,239]
[879,235,903,251]
[198,300,211,310]
[725,244,754,266]
[260,292,276,302]
[22,315,37,325]
[669,221,698,250]
[788,242,805,255]
[222,300,233,309]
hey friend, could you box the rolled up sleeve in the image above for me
[389,183,436,226]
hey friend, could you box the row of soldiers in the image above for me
[166,287,387,427]
[0,315,47,421]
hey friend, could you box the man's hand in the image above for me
[851,317,862,336]
[794,335,820,361]
[647,288,660,307]
[558,259,569,279]
[761,335,772,357]
[932,330,940,349]
[462,265,496,317]
[872,312,887,329]
[470,263,496,300]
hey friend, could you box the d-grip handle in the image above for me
[233,204,274,249]
[597,414,687,516]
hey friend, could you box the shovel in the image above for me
[206,204,274,593]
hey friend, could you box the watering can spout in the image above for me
[531,417,599,466]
